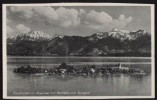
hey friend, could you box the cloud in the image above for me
[7,26,15,37]
[84,11,133,31]
[119,14,132,22]
[16,24,30,33]
[9,6,80,27]
[9,6,133,30]
[85,10,112,25]
[110,15,132,28]
[79,9,86,16]
[7,18,13,25]
[10,6,34,18]
[7,24,30,37]
[33,6,58,20]
[34,7,80,27]
[7,26,14,34]
[55,7,80,27]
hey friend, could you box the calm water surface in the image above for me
[7,57,151,96]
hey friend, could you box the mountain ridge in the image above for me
[7,28,151,56]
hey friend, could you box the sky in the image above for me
[6,6,151,37]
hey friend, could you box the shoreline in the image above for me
[7,56,151,59]
[7,62,151,65]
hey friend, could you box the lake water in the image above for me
[7,57,152,96]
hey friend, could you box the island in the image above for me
[13,63,146,76]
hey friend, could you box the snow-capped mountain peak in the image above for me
[27,30,52,39]
[136,30,147,34]
[108,28,132,40]
[110,28,130,33]
[10,35,18,40]
[94,32,108,39]
[120,29,130,34]
[53,34,65,39]
[14,30,53,41]
[112,28,120,32]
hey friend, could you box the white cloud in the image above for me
[9,6,133,30]
[55,7,80,27]
[33,6,58,20]
[119,14,132,22]
[79,9,86,16]
[10,6,34,18]
[85,10,112,25]
[10,6,80,27]
[7,26,15,37]
[16,24,30,33]
[7,24,30,37]
[84,11,133,31]
[7,18,13,25]
[7,26,14,34]
[110,15,133,28]
[119,14,125,20]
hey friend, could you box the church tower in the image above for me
[118,63,122,69]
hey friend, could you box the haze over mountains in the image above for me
[7,28,151,56]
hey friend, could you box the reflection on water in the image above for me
[7,57,151,96]
[7,65,151,96]
[7,57,151,64]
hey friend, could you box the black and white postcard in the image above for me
[3,3,155,99]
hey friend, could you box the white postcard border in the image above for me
[2,3,155,99]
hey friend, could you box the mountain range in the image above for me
[7,28,151,56]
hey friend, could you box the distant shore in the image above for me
[7,56,151,59]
